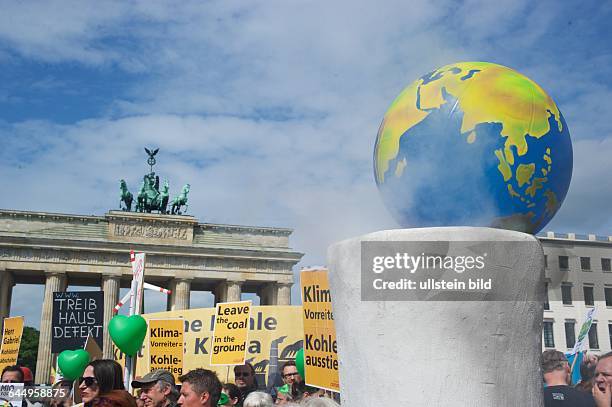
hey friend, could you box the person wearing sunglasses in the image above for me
[269,362,302,403]
[279,362,300,388]
[79,359,125,406]
[233,364,257,401]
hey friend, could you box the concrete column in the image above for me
[258,283,278,305]
[101,274,120,359]
[277,283,291,305]
[327,227,545,407]
[166,279,177,311]
[170,278,191,310]
[227,281,242,302]
[0,270,15,329]
[214,281,242,304]
[35,272,67,384]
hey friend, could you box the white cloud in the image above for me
[1,1,611,329]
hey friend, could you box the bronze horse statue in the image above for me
[171,184,190,215]
[119,179,133,211]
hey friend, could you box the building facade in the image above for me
[540,232,612,355]
[0,209,303,383]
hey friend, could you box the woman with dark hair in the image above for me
[79,359,125,405]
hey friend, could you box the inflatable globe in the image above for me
[374,62,572,234]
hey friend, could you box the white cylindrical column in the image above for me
[0,270,15,329]
[101,274,120,359]
[258,283,278,305]
[277,283,291,305]
[215,281,243,304]
[328,227,545,407]
[35,272,67,384]
[174,278,191,310]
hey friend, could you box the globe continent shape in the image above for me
[374,62,572,234]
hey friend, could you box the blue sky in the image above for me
[1,0,611,328]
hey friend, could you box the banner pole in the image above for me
[124,251,143,392]
[570,350,581,382]
[124,269,137,391]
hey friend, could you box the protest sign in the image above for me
[0,317,24,374]
[571,307,596,354]
[300,269,340,392]
[129,306,303,389]
[84,334,103,361]
[0,383,24,407]
[130,252,146,315]
[52,291,104,353]
[149,319,184,380]
[211,301,251,366]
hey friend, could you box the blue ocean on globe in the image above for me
[374,62,573,234]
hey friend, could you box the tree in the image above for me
[17,326,39,377]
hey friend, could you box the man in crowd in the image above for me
[593,352,612,407]
[234,363,257,400]
[1,365,24,383]
[542,350,595,406]
[290,382,324,402]
[132,369,179,407]
[280,362,301,388]
[270,361,302,401]
[178,369,222,407]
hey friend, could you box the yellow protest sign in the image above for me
[149,319,184,380]
[211,301,251,366]
[301,269,340,392]
[0,317,24,373]
[130,306,303,387]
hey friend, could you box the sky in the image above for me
[1,0,611,328]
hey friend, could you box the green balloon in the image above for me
[58,349,90,380]
[295,348,305,379]
[109,314,148,356]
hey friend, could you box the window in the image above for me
[584,286,595,306]
[559,256,569,269]
[544,282,550,310]
[605,287,612,307]
[603,258,612,272]
[581,257,591,271]
[562,284,573,305]
[543,321,555,348]
[565,321,576,349]
[545,255,548,268]
[609,324,612,348]
[589,323,599,349]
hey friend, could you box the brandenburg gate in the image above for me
[0,208,303,383]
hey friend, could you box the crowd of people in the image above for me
[0,360,339,407]
[542,349,612,406]
[8,349,612,406]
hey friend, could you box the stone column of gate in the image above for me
[258,283,278,305]
[173,278,192,310]
[327,227,545,407]
[35,271,67,384]
[214,281,243,304]
[0,269,15,331]
[166,279,177,311]
[226,281,242,302]
[276,283,291,305]
[101,274,120,359]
